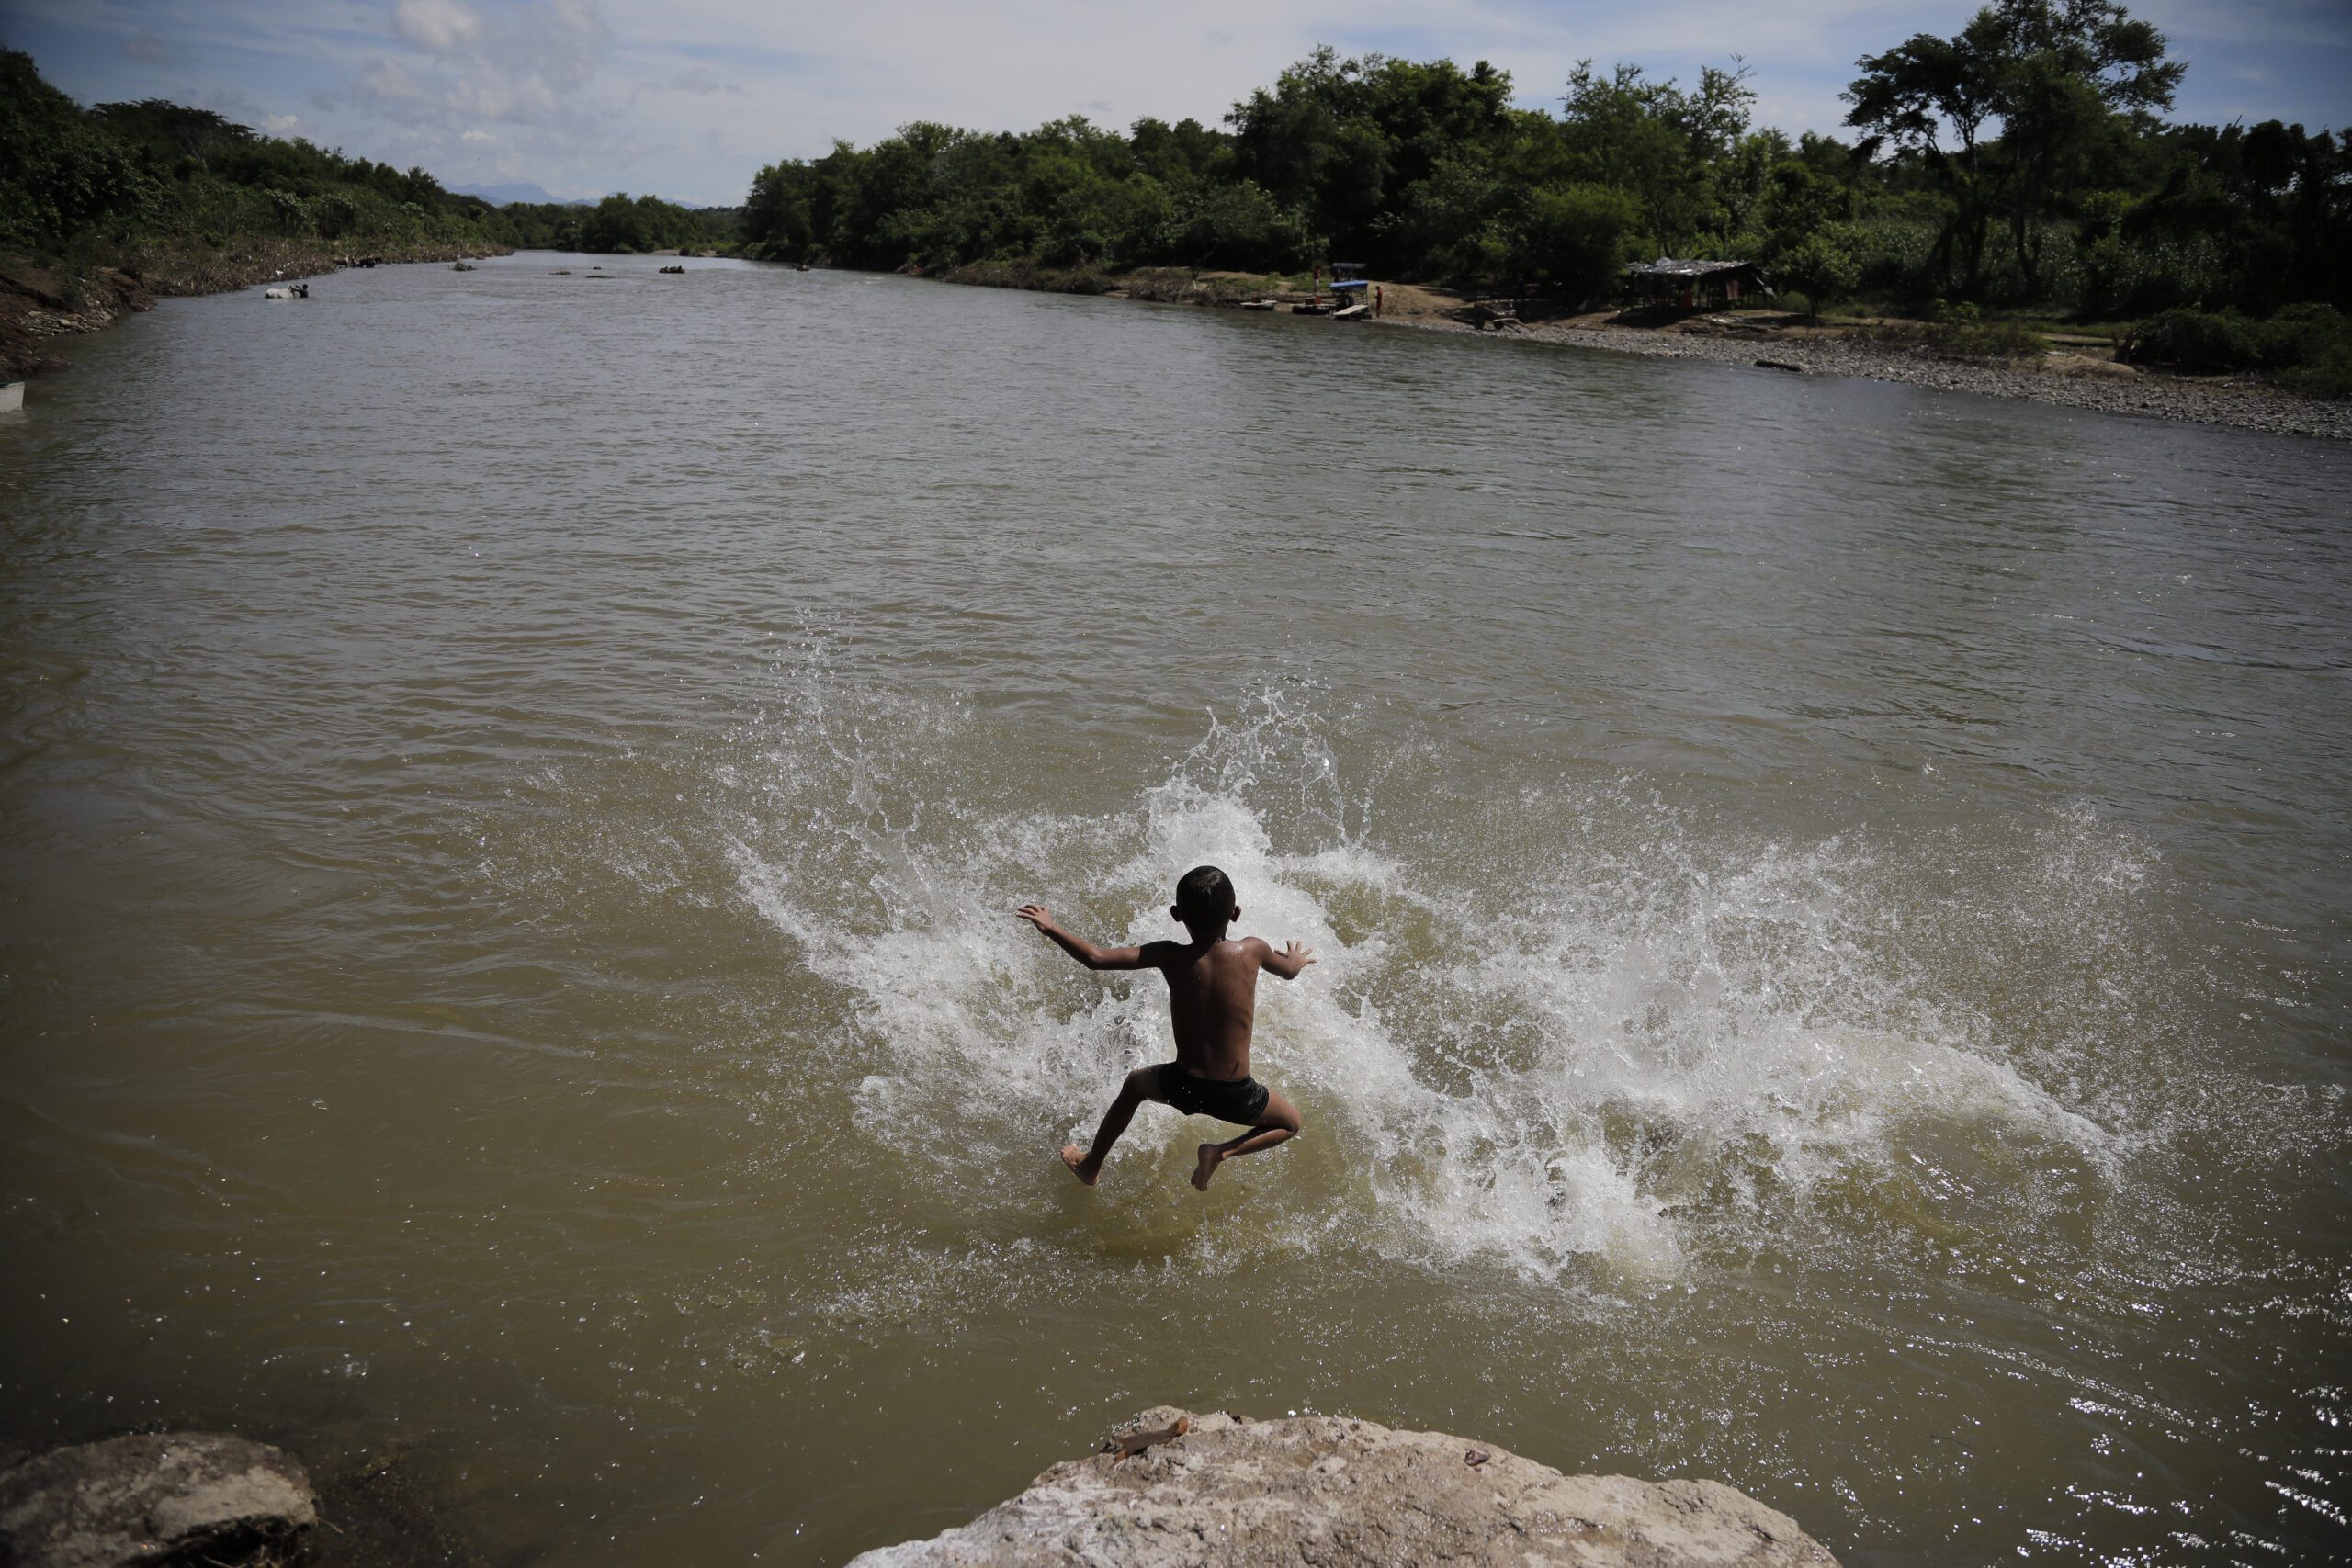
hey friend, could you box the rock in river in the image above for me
[848,1407,1838,1567]
[0,1432,316,1568]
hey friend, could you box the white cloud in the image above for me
[350,0,612,130]
[393,0,487,55]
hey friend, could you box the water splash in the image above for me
[720,661,2174,1283]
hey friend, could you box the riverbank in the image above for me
[917,264,2348,441]
[0,238,510,384]
[1105,269,2344,441]
[1372,301,2352,442]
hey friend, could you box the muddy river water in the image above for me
[2,251,2347,1564]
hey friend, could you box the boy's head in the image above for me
[1171,864,1238,933]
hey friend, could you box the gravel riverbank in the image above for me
[1380,313,2351,442]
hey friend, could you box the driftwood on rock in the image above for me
[0,1432,316,1568]
[848,1407,1839,1567]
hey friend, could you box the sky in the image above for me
[4,1,2348,208]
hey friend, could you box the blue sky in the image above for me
[4,1,2347,207]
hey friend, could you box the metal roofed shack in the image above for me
[1623,257,1770,310]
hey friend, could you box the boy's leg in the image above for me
[1063,1066,1167,1187]
[1192,1088,1302,1191]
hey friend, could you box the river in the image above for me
[2,250,2346,1564]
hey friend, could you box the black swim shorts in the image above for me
[1157,1064,1272,1124]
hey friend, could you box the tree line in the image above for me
[741,0,2348,327]
[496,193,738,254]
[0,50,736,266]
[3,2,2344,388]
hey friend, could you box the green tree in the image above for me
[1844,0,2182,299]
[1227,49,1515,272]
[743,160,811,256]
[1775,226,1864,316]
[1130,117,1231,185]
[1555,58,1757,256]
[0,49,160,244]
[1520,182,1642,300]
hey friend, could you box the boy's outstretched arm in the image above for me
[1017,905,1161,971]
[1250,937,1317,979]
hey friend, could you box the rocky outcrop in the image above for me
[0,1432,316,1568]
[849,1407,1838,1567]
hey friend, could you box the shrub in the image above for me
[938,260,1116,294]
[2117,309,2255,371]
[2115,304,2349,396]
[311,193,358,242]
[2078,233,2233,321]
[262,187,309,234]
[2250,303,2348,370]
[2257,304,2352,399]
[1772,224,1863,318]
[1921,303,2048,360]
[2277,345,2352,400]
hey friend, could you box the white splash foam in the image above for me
[722,666,2141,1282]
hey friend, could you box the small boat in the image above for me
[0,381,24,413]
[1241,299,1277,311]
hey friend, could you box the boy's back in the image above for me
[1151,937,1283,1082]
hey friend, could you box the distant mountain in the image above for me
[451,182,737,209]
[449,182,586,208]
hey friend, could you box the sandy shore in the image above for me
[1358,288,2349,442]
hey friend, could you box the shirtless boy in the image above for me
[1017,865,1311,1191]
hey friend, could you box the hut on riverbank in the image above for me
[1623,257,1769,310]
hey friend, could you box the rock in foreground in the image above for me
[0,1432,316,1568]
[850,1407,1838,1567]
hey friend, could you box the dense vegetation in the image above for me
[0,49,738,281]
[492,193,739,254]
[741,0,2348,387]
[5,1,2345,394]
[1,49,498,270]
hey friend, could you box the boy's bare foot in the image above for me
[1061,1144,1100,1186]
[1191,1143,1222,1191]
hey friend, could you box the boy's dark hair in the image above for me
[1175,864,1236,918]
